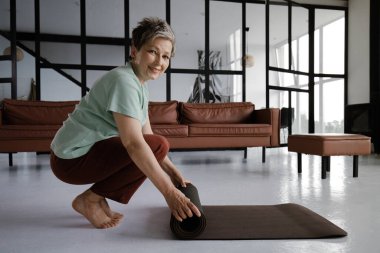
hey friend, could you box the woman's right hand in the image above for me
[164,188,201,222]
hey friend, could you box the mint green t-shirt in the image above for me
[51,63,149,159]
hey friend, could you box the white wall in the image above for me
[348,0,370,105]
[0,36,35,100]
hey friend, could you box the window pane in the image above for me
[315,77,344,133]
[171,0,204,69]
[41,69,81,101]
[86,0,124,37]
[246,3,266,108]
[212,74,243,102]
[86,45,125,66]
[315,9,345,75]
[210,1,242,71]
[269,89,291,144]
[40,42,81,64]
[269,71,308,90]
[291,5,308,72]
[292,91,309,134]
[171,74,199,102]
[17,0,35,32]
[129,0,165,38]
[148,75,166,102]
[269,2,288,69]
[0,0,9,30]
[87,70,108,89]
[40,0,80,35]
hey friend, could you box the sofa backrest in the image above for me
[180,102,255,124]
[1,99,78,125]
[148,101,179,124]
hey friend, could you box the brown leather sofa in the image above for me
[0,99,280,166]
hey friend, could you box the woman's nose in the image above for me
[154,55,164,65]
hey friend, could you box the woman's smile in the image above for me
[131,37,173,84]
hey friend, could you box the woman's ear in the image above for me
[130,46,137,59]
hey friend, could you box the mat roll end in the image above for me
[169,184,207,239]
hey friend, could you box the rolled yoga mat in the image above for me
[170,184,347,240]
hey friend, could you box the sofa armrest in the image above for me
[252,108,280,147]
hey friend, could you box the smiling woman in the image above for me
[130,37,173,83]
[49,17,201,230]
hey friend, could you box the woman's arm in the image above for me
[142,117,189,187]
[113,112,200,221]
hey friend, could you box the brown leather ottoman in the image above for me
[288,134,371,179]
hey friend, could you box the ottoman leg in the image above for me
[297,153,302,173]
[9,153,13,167]
[326,156,331,172]
[321,156,328,179]
[353,155,359,177]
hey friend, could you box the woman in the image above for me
[50,17,201,229]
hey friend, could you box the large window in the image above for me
[268,0,346,141]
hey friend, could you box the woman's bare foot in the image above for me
[72,190,122,229]
[100,198,124,220]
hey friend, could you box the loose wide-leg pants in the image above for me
[50,134,169,204]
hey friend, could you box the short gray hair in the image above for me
[131,17,176,57]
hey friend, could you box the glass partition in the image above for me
[40,0,80,35]
[171,0,205,69]
[17,0,35,32]
[246,3,266,108]
[210,1,242,71]
[315,9,345,75]
[129,0,165,38]
[171,74,199,102]
[291,5,309,72]
[87,70,108,89]
[86,0,124,38]
[269,1,288,69]
[86,45,125,66]
[269,70,308,90]
[40,42,81,64]
[315,77,344,133]
[148,75,166,102]
[41,69,81,101]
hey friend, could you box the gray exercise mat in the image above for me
[170,184,347,240]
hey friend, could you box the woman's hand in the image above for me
[164,187,201,222]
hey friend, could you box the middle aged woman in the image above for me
[50,17,201,229]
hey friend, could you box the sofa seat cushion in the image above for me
[180,102,254,124]
[188,124,272,137]
[151,124,188,137]
[2,99,78,125]
[0,125,61,140]
[149,101,179,124]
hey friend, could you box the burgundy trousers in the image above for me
[50,134,169,204]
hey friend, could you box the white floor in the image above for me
[1,148,380,253]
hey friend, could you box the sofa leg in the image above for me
[353,155,359,177]
[262,147,266,163]
[244,148,248,159]
[9,153,13,167]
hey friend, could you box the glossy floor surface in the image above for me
[1,148,379,253]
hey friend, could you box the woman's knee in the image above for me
[144,134,170,160]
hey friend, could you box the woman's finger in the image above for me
[173,210,183,222]
[189,202,201,217]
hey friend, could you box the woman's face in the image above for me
[131,37,173,84]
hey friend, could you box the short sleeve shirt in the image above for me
[50,63,149,159]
